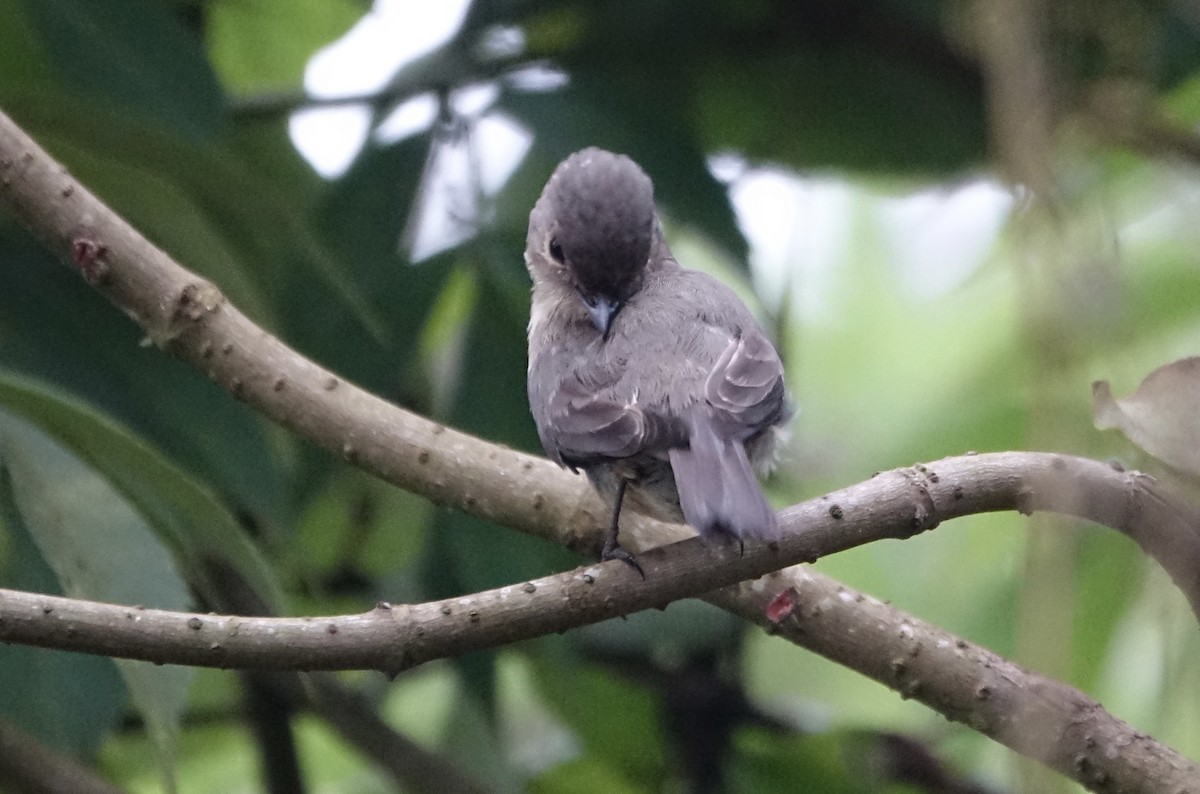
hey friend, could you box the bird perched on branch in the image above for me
[525,148,791,574]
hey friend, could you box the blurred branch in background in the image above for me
[971,2,1137,789]
[0,717,125,794]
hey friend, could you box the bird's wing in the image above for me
[553,378,644,459]
[542,372,674,466]
[703,329,788,437]
[543,329,785,466]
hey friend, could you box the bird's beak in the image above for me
[584,294,621,339]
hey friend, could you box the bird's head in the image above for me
[526,148,656,338]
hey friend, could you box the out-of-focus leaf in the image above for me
[0,464,127,758]
[227,115,326,211]
[0,2,51,86]
[1093,357,1200,477]
[732,729,916,794]
[207,0,364,93]
[20,0,224,141]
[729,729,873,794]
[438,690,523,794]
[287,468,432,612]
[4,89,382,339]
[3,87,390,344]
[1071,531,1145,690]
[0,88,426,519]
[0,229,287,525]
[695,46,985,174]
[100,719,266,794]
[529,646,664,785]
[529,756,644,794]
[516,0,987,176]
[0,372,283,612]
[1125,242,1200,340]
[0,414,192,784]
[450,270,539,448]
[309,134,449,394]
[0,415,192,608]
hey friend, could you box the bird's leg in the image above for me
[601,478,645,578]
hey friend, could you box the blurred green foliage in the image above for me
[1,0,1200,792]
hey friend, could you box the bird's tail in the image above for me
[668,413,779,542]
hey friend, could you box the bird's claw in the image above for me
[602,540,645,579]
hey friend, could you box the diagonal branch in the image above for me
[2,107,1200,793]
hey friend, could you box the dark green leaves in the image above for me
[22,0,225,141]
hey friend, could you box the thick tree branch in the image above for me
[2,108,1200,792]
[710,569,1194,794]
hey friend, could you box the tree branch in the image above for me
[2,107,1199,792]
[0,451,1195,671]
[710,568,1194,794]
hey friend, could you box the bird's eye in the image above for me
[548,237,565,264]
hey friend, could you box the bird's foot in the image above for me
[602,539,645,579]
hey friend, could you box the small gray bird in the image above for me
[525,148,791,572]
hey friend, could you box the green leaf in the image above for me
[514,0,987,175]
[0,371,283,613]
[288,467,432,609]
[303,134,449,394]
[39,130,279,326]
[0,414,193,787]
[0,230,288,526]
[0,465,127,758]
[530,755,646,794]
[529,647,664,785]
[20,0,225,141]
[0,88,410,519]
[1071,530,1145,690]
[438,690,523,794]
[207,0,365,93]
[0,416,192,609]
[4,87,392,353]
[732,729,921,794]
[0,1,52,87]
[693,47,986,174]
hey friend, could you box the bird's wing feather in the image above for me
[550,383,647,463]
[703,329,787,436]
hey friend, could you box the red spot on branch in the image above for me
[71,237,110,285]
[765,586,800,623]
